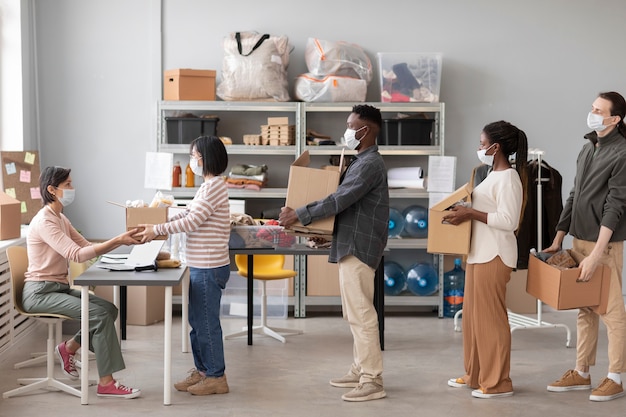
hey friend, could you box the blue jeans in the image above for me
[188,265,230,377]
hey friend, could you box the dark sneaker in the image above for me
[589,377,624,402]
[547,369,591,392]
[55,342,78,380]
[341,382,386,402]
[187,375,229,396]
[471,388,514,398]
[174,369,203,392]
[330,371,360,388]
[97,380,141,399]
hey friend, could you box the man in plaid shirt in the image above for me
[280,104,389,402]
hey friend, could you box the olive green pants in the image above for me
[22,281,125,377]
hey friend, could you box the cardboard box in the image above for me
[507,269,537,314]
[306,255,340,296]
[163,69,216,101]
[0,191,21,240]
[427,183,472,255]
[284,151,341,239]
[126,207,168,240]
[94,285,165,326]
[526,250,610,314]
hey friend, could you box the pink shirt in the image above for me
[25,205,97,283]
[154,176,230,269]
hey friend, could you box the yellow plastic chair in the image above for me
[224,254,303,343]
[3,246,81,399]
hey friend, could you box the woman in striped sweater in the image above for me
[137,135,231,396]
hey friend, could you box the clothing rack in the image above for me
[506,149,571,346]
[454,149,572,347]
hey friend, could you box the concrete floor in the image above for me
[1,308,623,417]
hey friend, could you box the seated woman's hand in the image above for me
[134,224,157,243]
[119,228,142,245]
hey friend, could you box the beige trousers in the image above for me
[338,255,383,385]
[573,238,626,373]
[462,256,513,393]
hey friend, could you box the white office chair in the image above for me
[3,246,81,399]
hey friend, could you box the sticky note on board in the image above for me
[5,162,16,175]
[21,201,27,213]
[5,188,16,198]
[30,187,41,200]
[20,170,31,183]
[24,152,36,164]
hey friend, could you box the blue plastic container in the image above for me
[443,258,465,318]
[388,208,405,238]
[406,262,438,296]
[402,205,428,238]
[383,261,407,296]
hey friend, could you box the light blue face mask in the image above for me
[56,188,75,207]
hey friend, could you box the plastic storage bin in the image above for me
[229,226,296,249]
[379,118,434,145]
[165,116,219,144]
[378,53,442,103]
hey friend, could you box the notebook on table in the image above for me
[97,240,165,271]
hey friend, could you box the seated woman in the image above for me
[22,166,141,399]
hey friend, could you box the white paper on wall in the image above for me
[144,152,173,190]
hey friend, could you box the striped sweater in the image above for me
[154,176,230,269]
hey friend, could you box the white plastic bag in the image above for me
[294,73,367,102]
[305,38,372,83]
[217,31,291,101]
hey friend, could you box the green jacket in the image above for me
[557,128,626,242]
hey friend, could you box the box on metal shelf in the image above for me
[378,53,442,103]
[379,117,435,145]
[0,191,21,240]
[427,183,472,255]
[526,249,610,314]
[284,150,342,239]
[163,69,216,101]
[165,116,219,144]
[126,207,168,240]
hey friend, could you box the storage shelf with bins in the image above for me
[157,101,446,316]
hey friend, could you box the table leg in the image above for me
[80,286,89,405]
[164,286,173,406]
[247,255,254,345]
[113,285,120,344]
[181,268,189,353]
[120,286,127,340]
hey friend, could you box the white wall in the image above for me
[28,0,626,253]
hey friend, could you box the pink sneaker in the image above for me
[97,380,141,399]
[55,342,78,380]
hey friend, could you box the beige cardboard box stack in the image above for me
[284,150,341,239]
[94,286,165,326]
[427,183,472,255]
[527,249,610,314]
[0,191,21,240]
[163,69,216,101]
[126,207,168,240]
[261,117,295,146]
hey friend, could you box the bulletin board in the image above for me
[1,151,41,224]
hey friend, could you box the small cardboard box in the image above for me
[507,269,537,314]
[163,69,216,101]
[427,183,472,255]
[284,150,341,239]
[0,191,21,240]
[126,207,168,240]
[526,250,610,314]
[94,285,165,326]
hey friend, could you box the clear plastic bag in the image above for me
[305,38,372,82]
[294,73,366,102]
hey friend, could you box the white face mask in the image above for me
[190,157,204,177]
[342,126,366,150]
[56,188,75,207]
[587,112,608,132]
[476,143,496,166]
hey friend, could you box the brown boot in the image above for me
[174,369,203,392]
[187,375,229,396]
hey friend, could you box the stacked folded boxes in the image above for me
[261,117,295,146]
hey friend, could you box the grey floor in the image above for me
[1,307,624,417]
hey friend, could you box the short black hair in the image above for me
[40,166,71,205]
[352,104,382,128]
[190,136,228,176]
